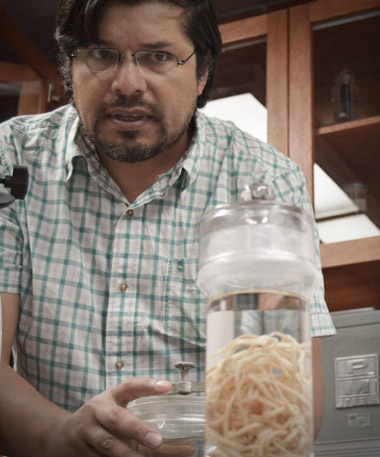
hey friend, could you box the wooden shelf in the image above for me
[317,114,380,145]
[320,236,380,311]
[316,116,380,175]
[323,260,380,311]
[320,236,380,268]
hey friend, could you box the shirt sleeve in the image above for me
[0,123,24,294]
[277,162,337,337]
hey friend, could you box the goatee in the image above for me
[78,96,195,163]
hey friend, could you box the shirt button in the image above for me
[115,360,124,371]
[126,209,134,217]
[119,281,128,292]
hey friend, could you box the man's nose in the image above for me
[110,57,148,97]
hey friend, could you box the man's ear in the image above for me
[197,68,209,96]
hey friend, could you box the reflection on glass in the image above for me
[212,38,267,112]
[317,215,380,244]
[201,93,267,142]
[314,164,358,219]
[314,164,380,243]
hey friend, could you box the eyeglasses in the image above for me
[71,48,196,75]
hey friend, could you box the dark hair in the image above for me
[54,0,222,107]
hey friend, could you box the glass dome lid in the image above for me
[127,394,205,441]
[127,362,205,442]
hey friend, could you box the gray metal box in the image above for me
[315,309,380,456]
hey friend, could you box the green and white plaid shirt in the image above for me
[0,104,335,411]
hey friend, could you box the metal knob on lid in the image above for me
[239,182,273,202]
[166,361,205,395]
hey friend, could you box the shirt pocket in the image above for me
[164,258,207,346]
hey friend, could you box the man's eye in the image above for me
[90,49,113,60]
[150,52,172,63]
[153,52,169,62]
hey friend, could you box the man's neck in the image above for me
[98,131,191,203]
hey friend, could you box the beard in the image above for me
[78,95,196,163]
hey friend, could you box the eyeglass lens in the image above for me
[77,49,183,75]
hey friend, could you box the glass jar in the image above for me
[198,184,317,457]
[331,69,358,123]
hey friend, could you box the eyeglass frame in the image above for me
[70,47,197,74]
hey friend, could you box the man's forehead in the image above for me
[96,0,190,47]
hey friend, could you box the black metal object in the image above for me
[0,166,29,208]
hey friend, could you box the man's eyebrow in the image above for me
[138,41,175,50]
[88,39,111,47]
[92,39,176,50]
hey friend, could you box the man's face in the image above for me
[72,0,207,163]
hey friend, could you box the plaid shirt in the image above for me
[0,104,335,411]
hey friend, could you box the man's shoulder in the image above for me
[0,104,79,169]
[195,111,309,212]
[196,111,301,176]
[0,104,77,137]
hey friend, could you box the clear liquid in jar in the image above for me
[205,290,313,457]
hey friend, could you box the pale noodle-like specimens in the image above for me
[206,332,312,457]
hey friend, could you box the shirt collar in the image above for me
[172,110,207,190]
[65,107,89,182]
[65,109,115,188]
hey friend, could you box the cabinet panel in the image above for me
[216,10,288,154]
[288,4,314,196]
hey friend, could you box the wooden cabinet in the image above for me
[289,0,380,311]
[0,7,63,119]
[217,0,380,311]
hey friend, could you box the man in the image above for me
[0,0,335,455]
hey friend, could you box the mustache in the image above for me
[99,95,163,120]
